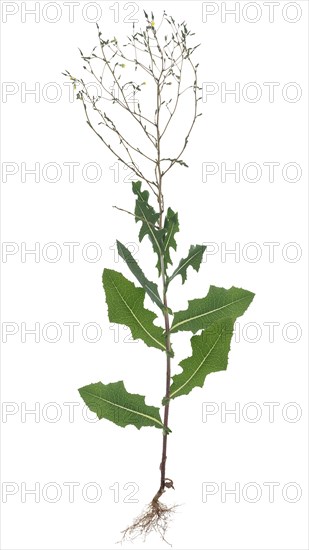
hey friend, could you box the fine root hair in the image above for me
[119,493,179,545]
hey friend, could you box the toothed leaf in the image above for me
[103,268,165,351]
[163,207,179,270]
[132,181,165,275]
[79,380,166,430]
[166,318,234,401]
[116,240,164,311]
[171,285,255,334]
[167,244,206,285]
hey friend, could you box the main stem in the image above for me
[154,202,172,501]
[159,282,172,494]
[153,78,173,501]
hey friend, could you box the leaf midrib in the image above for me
[163,221,175,253]
[171,296,249,332]
[109,277,165,350]
[117,241,162,307]
[169,247,202,282]
[137,203,161,249]
[170,329,223,398]
[82,389,163,428]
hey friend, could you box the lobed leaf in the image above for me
[103,268,166,351]
[132,181,165,275]
[167,244,206,285]
[79,380,167,430]
[162,207,179,271]
[171,285,255,334]
[116,240,164,311]
[166,318,234,401]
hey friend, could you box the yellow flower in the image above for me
[151,20,155,27]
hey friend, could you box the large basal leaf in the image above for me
[103,268,166,351]
[116,240,164,311]
[166,318,234,401]
[163,207,179,271]
[167,244,206,286]
[132,181,165,275]
[79,380,167,431]
[171,285,255,334]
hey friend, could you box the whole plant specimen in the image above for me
[65,10,255,541]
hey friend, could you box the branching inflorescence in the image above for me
[65,9,255,542]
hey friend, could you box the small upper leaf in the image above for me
[162,207,179,271]
[116,240,164,311]
[79,380,166,430]
[171,285,255,334]
[166,318,234,401]
[103,268,166,351]
[167,244,206,286]
[132,181,165,275]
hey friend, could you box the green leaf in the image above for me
[132,181,165,275]
[171,285,255,334]
[103,268,166,351]
[116,240,164,311]
[167,244,206,286]
[166,318,234,401]
[79,380,167,430]
[163,207,179,271]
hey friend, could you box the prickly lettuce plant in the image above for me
[65,10,255,542]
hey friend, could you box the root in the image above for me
[119,489,178,545]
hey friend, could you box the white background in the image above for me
[0,1,308,549]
